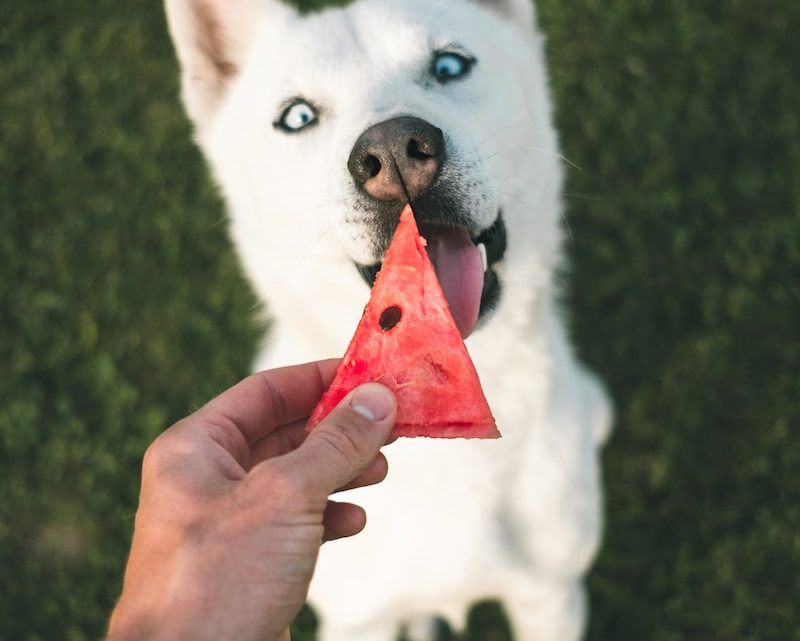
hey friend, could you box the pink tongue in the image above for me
[422,225,484,338]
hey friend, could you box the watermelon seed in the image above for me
[379,306,402,331]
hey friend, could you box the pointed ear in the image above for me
[165,0,274,129]
[473,0,536,31]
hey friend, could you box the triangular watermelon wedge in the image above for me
[308,205,499,439]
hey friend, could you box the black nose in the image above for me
[347,116,445,201]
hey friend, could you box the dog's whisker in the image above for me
[480,144,584,172]
[489,186,574,255]
[270,197,344,226]
[560,209,575,255]
[206,213,230,230]
[471,118,584,171]
[561,191,606,202]
[473,116,535,149]
[248,298,267,313]
[291,225,337,274]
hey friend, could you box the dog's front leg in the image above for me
[317,618,401,641]
[502,576,587,641]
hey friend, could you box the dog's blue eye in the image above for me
[433,52,474,82]
[276,100,318,133]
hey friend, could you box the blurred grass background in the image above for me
[1,0,798,639]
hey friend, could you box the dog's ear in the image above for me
[473,0,536,31]
[165,0,281,129]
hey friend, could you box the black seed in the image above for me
[379,306,402,331]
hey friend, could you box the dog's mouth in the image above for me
[355,212,506,338]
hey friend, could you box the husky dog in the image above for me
[165,0,611,638]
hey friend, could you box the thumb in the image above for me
[285,383,396,496]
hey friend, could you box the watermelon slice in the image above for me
[308,205,499,439]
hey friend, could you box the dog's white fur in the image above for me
[166,0,611,639]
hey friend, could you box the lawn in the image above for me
[1,0,798,639]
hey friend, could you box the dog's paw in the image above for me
[404,616,447,641]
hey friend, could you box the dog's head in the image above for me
[167,0,562,338]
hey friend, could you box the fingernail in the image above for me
[349,383,395,422]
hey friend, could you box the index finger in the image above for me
[198,359,339,444]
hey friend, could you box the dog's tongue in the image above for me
[421,225,483,338]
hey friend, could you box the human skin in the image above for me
[106,360,397,641]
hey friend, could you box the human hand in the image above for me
[106,360,396,641]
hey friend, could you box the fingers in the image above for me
[323,500,367,541]
[250,421,389,489]
[266,383,396,498]
[198,359,340,444]
[337,451,388,492]
[248,418,311,467]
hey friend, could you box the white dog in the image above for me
[165,0,612,639]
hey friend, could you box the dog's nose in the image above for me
[348,116,445,201]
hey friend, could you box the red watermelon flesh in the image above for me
[308,205,499,439]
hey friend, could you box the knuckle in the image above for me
[141,425,196,478]
[261,375,290,425]
[141,435,172,475]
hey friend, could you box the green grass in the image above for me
[1,1,798,639]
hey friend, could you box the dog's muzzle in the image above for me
[347,115,505,337]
